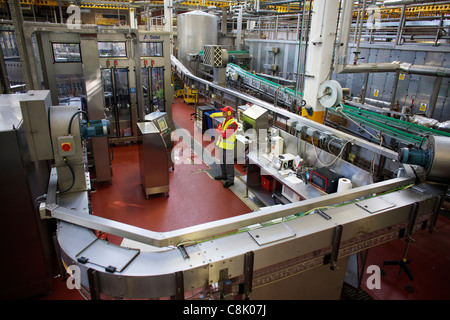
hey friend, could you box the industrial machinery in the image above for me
[39,62,449,299]
[137,121,170,199]
[3,0,449,302]
[177,10,218,73]
[144,111,175,171]
[272,153,295,171]
[309,167,345,194]
[226,63,304,112]
[0,92,53,299]
[0,90,110,299]
[398,135,450,184]
[241,104,268,147]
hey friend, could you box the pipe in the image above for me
[236,6,243,51]
[383,0,450,6]
[300,0,312,96]
[401,63,450,77]
[341,62,450,77]
[395,5,406,45]
[336,0,450,78]
[295,2,306,94]
[341,62,400,74]
[334,0,354,74]
[354,0,367,64]
[338,54,450,78]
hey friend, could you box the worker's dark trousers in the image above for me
[219,147,235,184]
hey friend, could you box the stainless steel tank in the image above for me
[177,10,218,69]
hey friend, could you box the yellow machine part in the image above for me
[183,87,198,104]
[301,109,325,124]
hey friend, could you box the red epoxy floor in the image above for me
[36,98,450,300]
[90,98,252,245]
[359,214,450,300]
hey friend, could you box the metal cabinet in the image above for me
[0,94,53,299]
[137,122,169,199]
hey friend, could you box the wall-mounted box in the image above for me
[20,90,54,161]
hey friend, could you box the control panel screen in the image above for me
[310,171,326,190]
[158,118,168,132]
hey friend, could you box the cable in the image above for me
[35,194,47,204]
[418,134,429,148]
[336,104,381,142]
[313,136,354,167]
[174,182,415,249]
[336,104,386,177]
[68,110,89,135]
[59,156,75,194]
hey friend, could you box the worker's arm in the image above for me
[209,112,224,118]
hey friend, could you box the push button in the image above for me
[61,142,71,152]
[57,136,75,157]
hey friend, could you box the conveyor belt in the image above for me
[226,62,304,108]
[328,103,450,147]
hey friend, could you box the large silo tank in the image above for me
[178,10,218,67]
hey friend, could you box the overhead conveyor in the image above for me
[327,103,450,147]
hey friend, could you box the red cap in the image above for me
[220,106,232,113]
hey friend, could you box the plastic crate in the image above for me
[261,175,274,191]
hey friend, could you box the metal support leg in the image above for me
[381,202,418,292]
[429,195,443,233]
[242,251,254,300]
[87,269,101,300]
[173,271,184,300]
[330,225,343,270]
[354,249,369,300]
[52,233,66,281]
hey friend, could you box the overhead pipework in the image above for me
[334,0,450,78]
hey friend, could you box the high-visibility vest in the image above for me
[216,118,237,150]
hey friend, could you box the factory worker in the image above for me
[210,106,238,188]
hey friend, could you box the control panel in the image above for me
[57,135,76,157]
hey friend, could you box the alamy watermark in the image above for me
[366,265,381,290]
[66,265,81,290]
[66,5,81,30]
[366,5,382,30]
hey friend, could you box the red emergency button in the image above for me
[61,143,71,152]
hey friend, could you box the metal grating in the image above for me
[203,45,224,68]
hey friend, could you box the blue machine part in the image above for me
[80,119,110,138]
[398,147,431,169]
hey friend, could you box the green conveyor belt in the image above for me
[211,58,448,145]
[227,63,304,99]
[330,104,450,146]
[340,104,450,138]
